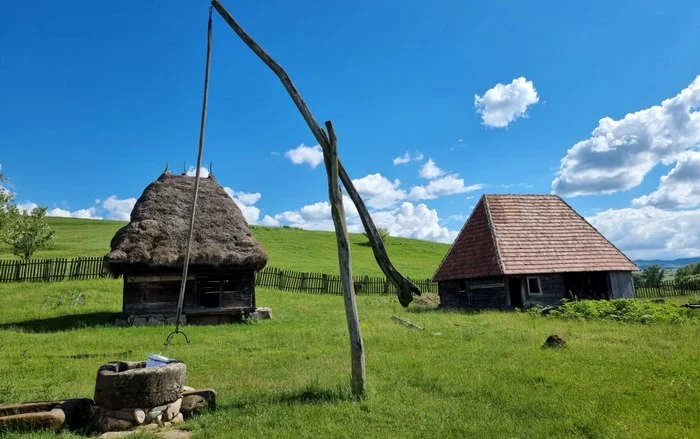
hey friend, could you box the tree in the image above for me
[641,265,665,288]
[1,205,55,260]
[0,172,14,230]
[364,227,389,245]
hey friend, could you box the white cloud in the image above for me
[47,207,102,219]
[474,77,540,128]
[223,187,262,224]
[260,215,280,227]
[419,159,444,179]
[351,173,407,209]
[102,196,137,221]
[587,206,700,260]
[284,144,324,168]
[368,202,457,243]
[392,151,424,165]
[552,75,700,197]
[185,166,210,178]
[632,150,700,209]
[409,176,483,200]
[16,201,38,213]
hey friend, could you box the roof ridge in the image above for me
[431,194,486,282]
[554,195,638,270]
[483,195,506,274]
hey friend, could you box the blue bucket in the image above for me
[146,353,172,368]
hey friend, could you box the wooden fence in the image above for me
[0,257,107,282]
[254,266,437,295]
[0,257,437,295]
[634,280,700,298]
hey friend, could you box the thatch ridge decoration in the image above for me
[105,172,267,275]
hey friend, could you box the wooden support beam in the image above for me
[210,0,420,308]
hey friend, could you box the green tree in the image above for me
[641,265,665,288]
[364,227,390,245]
[1,205,55,260]
[0,172,14,230]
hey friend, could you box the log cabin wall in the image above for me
[438,277,508,309]
[521,274,567,308]
[122,269,255,318]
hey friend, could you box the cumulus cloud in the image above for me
[474,77,540,128]
[632,150,700,209]
[284,144,324,168]
[15,201,39,213]
[392,151,424,165]
[552,75,700,197]
[409,176,483,200]
[587,206,700,260]
[259,215,280,227]
[47,207,102,219]
[269,197,458,244]
[102,196,137,221]
[352,173,407,209]
[185,166,210,178]
[419,159,444,179]
[223,187,262,224]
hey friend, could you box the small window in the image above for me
[458,281,467,294]
[527,277,542,296]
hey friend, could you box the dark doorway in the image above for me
[508,278,523,308]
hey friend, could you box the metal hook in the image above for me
[163,329,190,348]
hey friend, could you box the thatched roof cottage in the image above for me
[105,171,267,325]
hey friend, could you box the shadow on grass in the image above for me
[0,312,120,333]
[224,384,354,411]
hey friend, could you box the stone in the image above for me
[170,413,184,424]
[543,334,566,348]
[0,407,65,431]
[94,361,186,410]
[181,386,195,392]
[159,431,192,439]
[251,307,272,320]
[114,319,128,327]
[126,315,135,324]
[100,432,137,438]
[133,408,146,425]
[180,389,216,416]
[163,398,182,422]
[99,415,135,432]
[146,404,168,423]
[132,317,147,326]
[147,316,160,325]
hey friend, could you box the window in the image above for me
[527,277,542,296]
[458,281,467,294]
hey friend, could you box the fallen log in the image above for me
[391,315,424,330]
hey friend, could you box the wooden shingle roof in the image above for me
[433,194,637,281]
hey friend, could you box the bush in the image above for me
[528,299,699,324]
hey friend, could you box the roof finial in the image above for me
[163,161,170,174]
[182,161,187,176]
[209,161,213,178]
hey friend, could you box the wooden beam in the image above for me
[210,0,420,308]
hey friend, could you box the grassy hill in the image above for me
[0,218,450,279]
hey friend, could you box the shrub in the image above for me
[528,299,699,324]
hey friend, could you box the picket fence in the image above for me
[0,257,437,295]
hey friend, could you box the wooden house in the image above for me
[433,194,638,309]
[104,171,268,324]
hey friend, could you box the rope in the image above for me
[164,6,214,348]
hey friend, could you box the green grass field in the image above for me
[0,218,450,279]
[1,219,699,438]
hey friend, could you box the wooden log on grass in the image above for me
[391,315,424,330]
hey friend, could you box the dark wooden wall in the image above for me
[438,277,508,309]
[522,274,566,308]
[123,270,255,317]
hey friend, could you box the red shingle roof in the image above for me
[433,194,637,281]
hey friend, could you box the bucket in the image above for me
[146,353,172,368]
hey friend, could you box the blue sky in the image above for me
[1,0,699,259]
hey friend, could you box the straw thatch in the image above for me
[105,172,267,275]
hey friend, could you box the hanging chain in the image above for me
[163,5,214,348]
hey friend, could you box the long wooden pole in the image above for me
[210,0,420,308]
[323,121,365,395]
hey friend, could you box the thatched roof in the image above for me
[105,172,267,275]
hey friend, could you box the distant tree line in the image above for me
[633,265,665,288]
[0,171,55,260]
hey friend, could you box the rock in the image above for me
[126,315,135,324]
[132,317,147,326]
[180,389,216,416]
[165,317,178,325]
[170,413,184,424]
[147,316,160,325]
[181,386,195,392]
[99,415,135,432]
[164,421,172,427]
[94,361,186,410]
[133,408,146,424]
[159,431,192,439]
[0,407,65,431]
[146,404,168,423]
[163,398,182,421]
[115,319,128,327]
[543,334,566,348]
[251,307,272,320]
[100,432,137,438]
